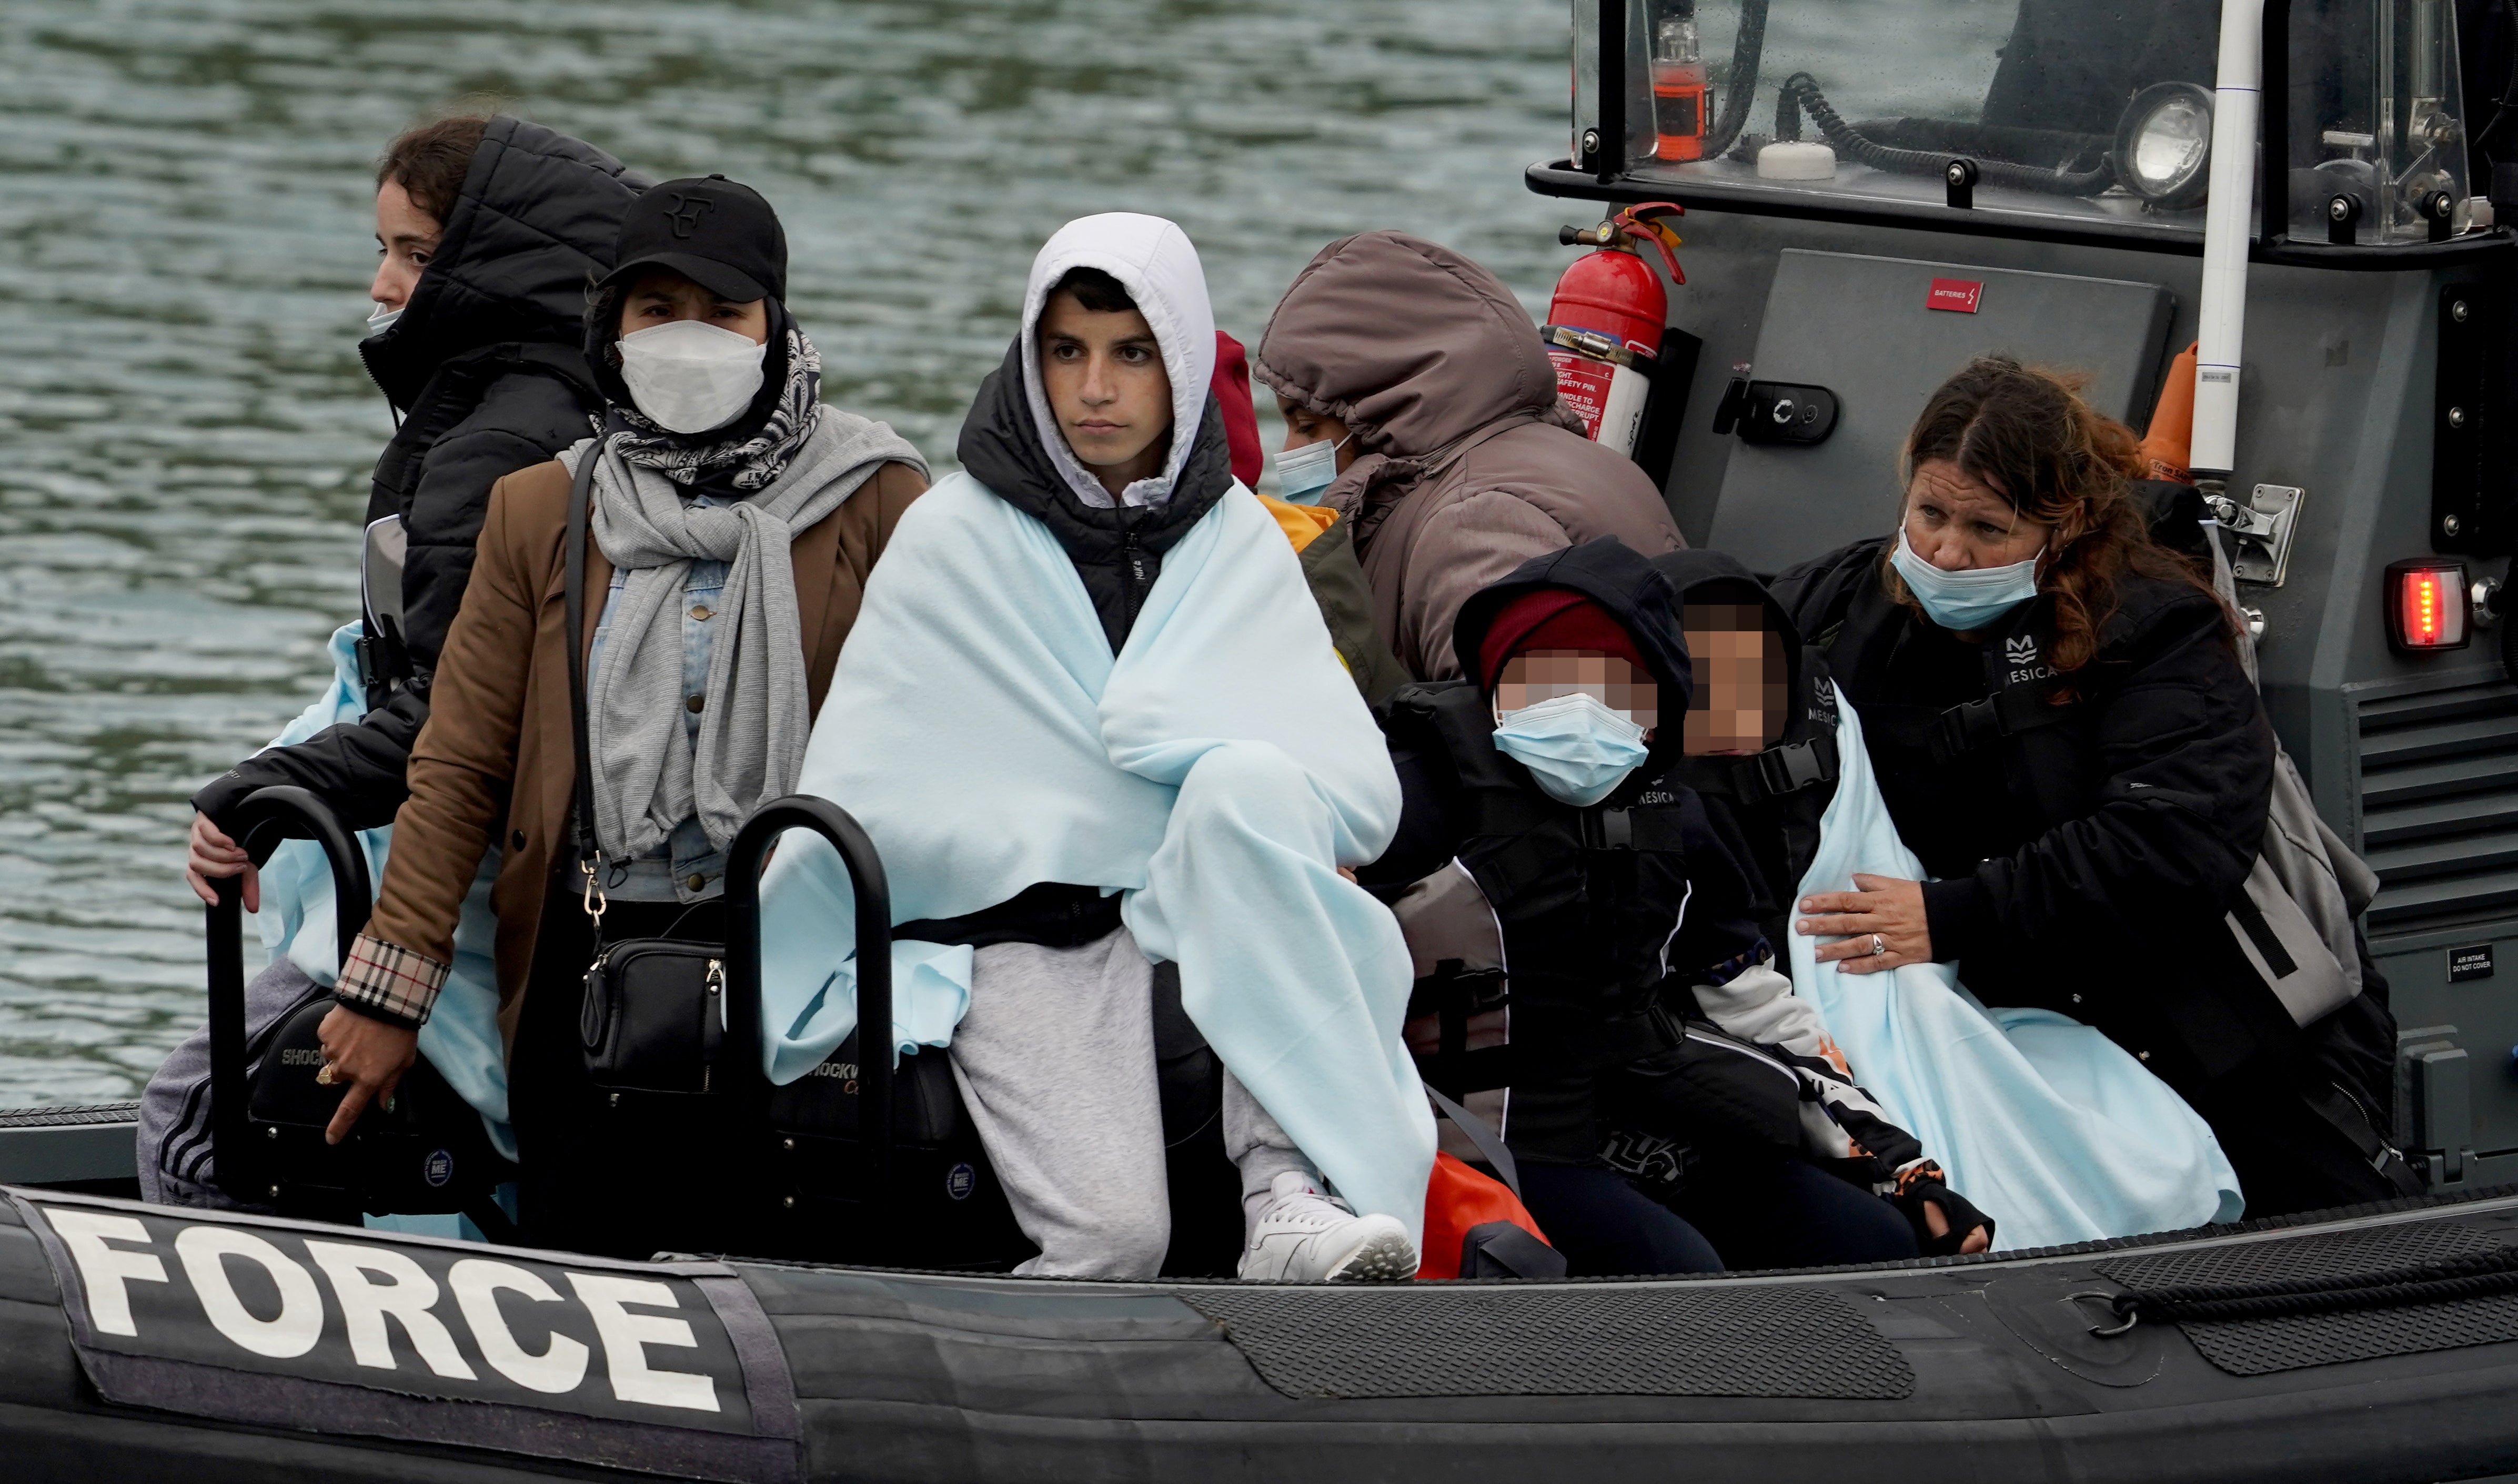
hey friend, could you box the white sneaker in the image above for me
[1237,1170,1418,1283]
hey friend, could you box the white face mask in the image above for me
[617,319,768,435]
[365,301,402,338]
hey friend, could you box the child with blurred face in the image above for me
[1681,602,1789,756]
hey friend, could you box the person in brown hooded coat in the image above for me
[1253,230,1684,682]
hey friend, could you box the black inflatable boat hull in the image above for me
[4,1184,2516,1483]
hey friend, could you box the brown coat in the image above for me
[362,455,926,1046]
[1254,230,1683,682]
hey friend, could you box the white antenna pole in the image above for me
[2191,0,2265,479]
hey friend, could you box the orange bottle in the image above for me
[1652,7,1706,162]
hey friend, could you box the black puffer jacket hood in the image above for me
[1649,547,1809,707]
[1450,536,1694,765]
[360,117,649,410]
[958,334,1236,655]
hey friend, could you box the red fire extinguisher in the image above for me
[1544,201,1684,458]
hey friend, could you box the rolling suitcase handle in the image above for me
[724,795,897,1217]
[205,784,372,1206]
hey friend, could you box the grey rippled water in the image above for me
[0,0,1589,1104]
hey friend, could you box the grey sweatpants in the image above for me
[950,926,1309,1279]
[135,956,324,1210]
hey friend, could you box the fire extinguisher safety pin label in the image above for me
[1543,324,1650,366]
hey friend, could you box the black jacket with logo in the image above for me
[1770,536,2299,1091]
[195,118,645,832]
[1649,548,1846,955]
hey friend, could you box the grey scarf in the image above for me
[567,412,927,860]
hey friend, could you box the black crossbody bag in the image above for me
[562,437,732,1096]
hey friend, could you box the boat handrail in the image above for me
[723,794,897,1205]
[203,784,372,1206]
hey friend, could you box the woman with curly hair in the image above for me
[1771,356,2403,1218]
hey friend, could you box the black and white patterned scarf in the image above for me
[610,326,826,491]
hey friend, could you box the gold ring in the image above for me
[315,1063,338,1086]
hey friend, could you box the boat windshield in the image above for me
[1572,0,2475,244]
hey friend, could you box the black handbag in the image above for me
[577,938,727,1094]
[562,435,734,1097]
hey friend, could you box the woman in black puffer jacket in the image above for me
[1771,356,2405,1219]
[187,114,646,881]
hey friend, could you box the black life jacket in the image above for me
[1822,583,2095,844]
[1386,680,1816,1167]
[1662,645,1844,952]
[1383,681,1698,1087]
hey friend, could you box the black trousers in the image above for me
[1517,1163,1723,1275]
[509,889,750,1259]
[1667,1150,1920,1269]
[1517,1153,1919,1276]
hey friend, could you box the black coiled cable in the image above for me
[1774,72,2116,197]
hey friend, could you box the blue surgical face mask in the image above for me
[1274,433,1351,503]
[365,301,403,338]
[1889,526,2043,632]
[1492,692,1649,807]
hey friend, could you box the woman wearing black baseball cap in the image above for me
[311,176,932,1256]
[587,174,804,461]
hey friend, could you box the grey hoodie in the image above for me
[1254,230,1684,681]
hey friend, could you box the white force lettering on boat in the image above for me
[450,1258,592,1392]
[40,1205,721,1414]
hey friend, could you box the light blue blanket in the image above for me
[754,473,1436,1243]
[1788,684,2242,1249]
[247,623,515,1159]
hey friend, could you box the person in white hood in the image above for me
[756,213,1437,1281]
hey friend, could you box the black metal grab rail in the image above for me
[205,784,371,1204]
[723,794,897,1198]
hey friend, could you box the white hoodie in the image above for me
[1017,211,1217,510]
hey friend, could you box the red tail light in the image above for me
[2385,559,2471,651]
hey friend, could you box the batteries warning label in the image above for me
[1926,278,1983,313]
